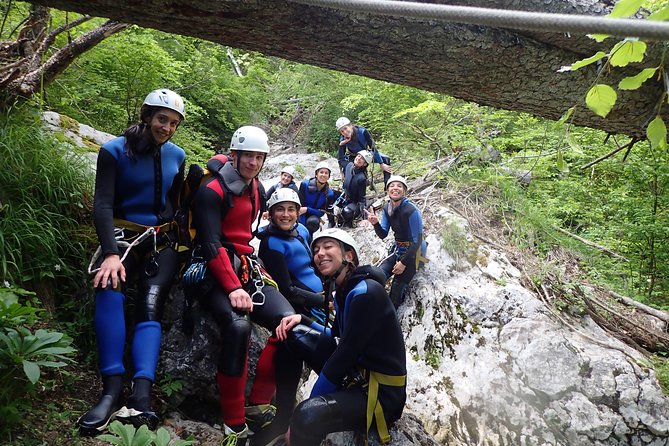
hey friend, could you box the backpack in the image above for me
[174,154,266,253]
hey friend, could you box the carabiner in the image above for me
[251,278,265,306]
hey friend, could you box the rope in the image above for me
[289,0,669,40]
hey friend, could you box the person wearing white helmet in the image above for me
[298,160,337,233]
[275,228,407,446]
[190,125,296,445]
[78,88,187,435]
[366,175,428,309]
[336,150,371,227]
[265,165,299,201]
[248,188,331,443]
[336,116,392,185]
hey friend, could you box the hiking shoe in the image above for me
[77,375,124,437]
[245,404,276,433]
[222,424,249,446]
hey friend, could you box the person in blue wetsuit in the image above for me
[336,116,392,185]
[366,175,428,309]
[78,89,186,436]
[298,161,335,234]
[337,150,371,228]
[265,166,299,200]
[248,188,329,444]
[274,228,407,446]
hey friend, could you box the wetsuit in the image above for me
[298,177,334,233]
[374,197,428,308]
[288,265,407,446]
[250,222,328,441]
[338,125,391,184]
[265,180,299,201]
[190,156,295,430]
[92,134,184,382]
[340,162,367,227]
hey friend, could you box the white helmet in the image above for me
[314,161,331,176]
[357,150,373,165]
[386,175,408,190]
[336,116,351,130]
[143,89,185,120]
[267,188,301,210]
[280,166,296,178]
[230,126,270,153]
[311,228,359,265]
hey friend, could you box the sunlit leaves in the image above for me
[608,0,644,17]
[609,40,647,67]
[648,4,669,21]
[569,52,608,71]
[619,68,658,90]
[647,116,668,150]
[586,85,617,117]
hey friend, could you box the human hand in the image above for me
[381,163,393,174]
[93,254,125,289]
[262,211,270,220]
[229,288,253,312]
[366,206,378,225]
[392,261,406,275]
[276,314,301,341]
[299,206,308,215]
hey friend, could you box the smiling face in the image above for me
[146,108,182,144]
[354,153,368,168]
[271,202,298,230]
[280,172,294,185]
[232,150,265,182]
[387,181,406,201]
[339,124,354,139]
[315,168,330,184]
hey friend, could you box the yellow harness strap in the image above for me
[113,218,174,235]
[365,370,406,445]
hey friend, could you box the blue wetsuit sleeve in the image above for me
[362,129,383,164]
[337,143,348,171]
[310,373,338,398]
[93,148,119,257]
[374,207,390,239]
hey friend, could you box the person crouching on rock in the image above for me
[274,228,407,446]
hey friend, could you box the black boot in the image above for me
[116,378,160,430]
[77,375,124,436]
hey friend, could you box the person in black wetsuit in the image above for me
[274,228,407,446]
[366,175,428,309]
[188,126,296,446]
[336,116,392,185]
[337,150,371,227]
[78,89,186,436]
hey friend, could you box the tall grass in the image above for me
[0,104,94,288]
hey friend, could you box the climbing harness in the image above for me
[87,225,160,275]
[290,0,669,40]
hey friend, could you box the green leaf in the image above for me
[556,150,567,172]
[557,107,575,125]
[570,52,607,71]
[649,4,669,21]
[97,434,125,445]
[131,424,154,446]
[22,360,40,384]
[586,84,617,117]
[609,40,647,67]
[155,428,171,446]
[646,116,667,150]
[588,33,610,42]
[608,0,644,17]
[618,68,658,90]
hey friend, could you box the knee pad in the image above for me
[291,395,337,433]
[286,324,321,359]
[341,206,355,223]
[135,284,166,322]
[218,314,251,376]
[305,215,320,234]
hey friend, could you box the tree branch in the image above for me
[579,137,639,170]
[553,226,628,262]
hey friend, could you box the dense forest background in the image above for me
[0,1,667,444]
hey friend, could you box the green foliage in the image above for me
[98,421,194,446]
[159,374,183,397]
[0,287,76,435]
[0,105,94,285]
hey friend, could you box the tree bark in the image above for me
[20,0,668,137]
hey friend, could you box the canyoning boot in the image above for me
[221,424,249,446]
[245,403,276,434]
[77,375,124,436]
[116,378,160,430]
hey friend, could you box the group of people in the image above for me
[78,89,427,446]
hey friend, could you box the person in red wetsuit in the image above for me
[191,126,295,446]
